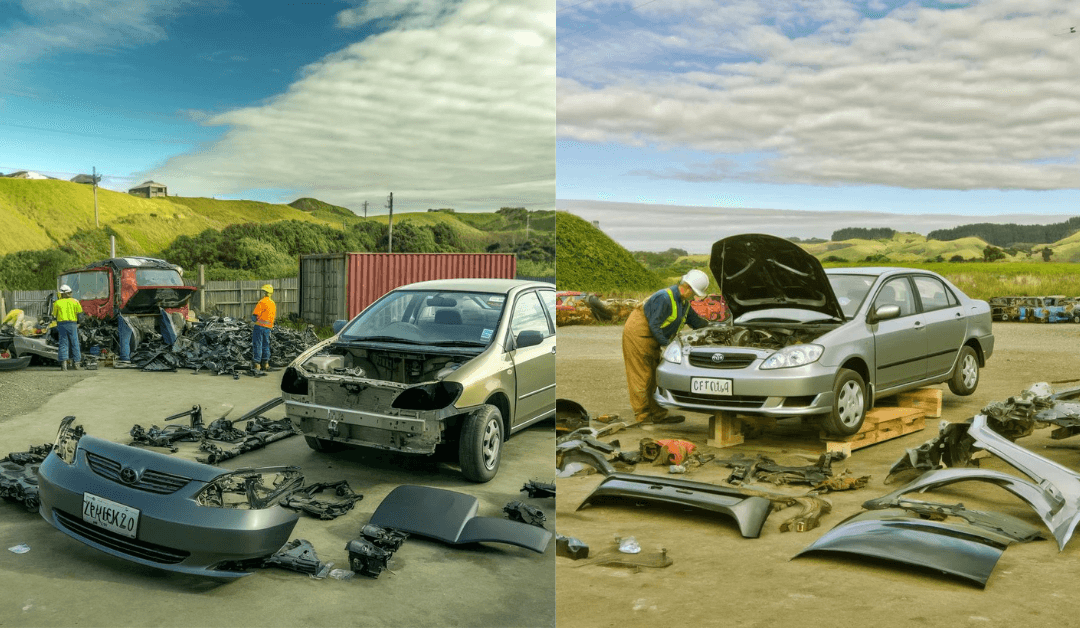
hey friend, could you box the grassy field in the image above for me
[555,211,663,293]
[827,261,1080,301]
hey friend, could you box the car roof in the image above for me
[396,278,552,294]
[826,266,940,277]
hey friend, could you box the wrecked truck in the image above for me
[281,279,556,482]
[654,234,994,436]
[59,256,195,332]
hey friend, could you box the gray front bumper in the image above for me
[655,360,836,417]
[285,399,443,454]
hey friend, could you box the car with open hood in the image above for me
[281,278,555,482]
[654,234,994,435]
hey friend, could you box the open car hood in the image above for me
[710,234,845,321]
[122,285,196,313]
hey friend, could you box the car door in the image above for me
[506,290,556,428]
[911,275,967,378]
[870,276,927,389]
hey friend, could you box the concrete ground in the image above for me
[0,367,555,627]
[555,323,1080,628]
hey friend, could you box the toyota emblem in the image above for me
[119,467,139,484]
[711,353,725,363]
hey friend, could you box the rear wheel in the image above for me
[948,345,979,396]
[304,436,346,453]
[821,369,866,436]
[459,405,503,482]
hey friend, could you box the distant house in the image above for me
[128,180,167,198]
[70,174,100,185]
[6,170,52,180]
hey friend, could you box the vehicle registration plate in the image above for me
[691,377,732,396]
[82,493,139,539]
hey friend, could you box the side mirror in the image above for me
[332,320,348,335]
[515,330,544,349]
[870,304,901,323]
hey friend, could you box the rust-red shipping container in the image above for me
[299,253,517,327]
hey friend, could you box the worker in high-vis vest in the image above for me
[52,284,83,371]
[251,284,276,371]
[622,269,710,424]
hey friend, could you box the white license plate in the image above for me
[691,377,732,396]
[82,493,139,539]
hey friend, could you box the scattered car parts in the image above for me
[265,538,331,578]
[503,501,546,528]
[347,524,409,579]
[368,485,552,554]
[0,444,51,512]
[576,473,773,539]
[555,534,589,560]
[521,480,555,499]
[280,481,363,520]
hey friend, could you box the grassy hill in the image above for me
[288,197,360,223]
[555,211,663,293]
[0,178,340,256]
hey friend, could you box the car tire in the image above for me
[821,369,866,437]
[459,405,503,483]
[304,436,346,453]
[948,345,979,396]
[1000,313,1009,321]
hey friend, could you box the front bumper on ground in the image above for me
[655,359,835,417]
[38,435,299,578]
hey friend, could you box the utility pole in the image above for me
[525,213,530,241]
[93,166,99,228]
[362,200,368,218]
[386,193,394,253]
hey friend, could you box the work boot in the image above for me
[261,360,269,371]
[60,361,67,371]
[71,360,80,371]
[252,361,262,371]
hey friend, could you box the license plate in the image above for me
[691,377,732,396]
[82,493,139,539]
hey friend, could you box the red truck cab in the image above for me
[58,257,197,322]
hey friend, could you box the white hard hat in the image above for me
[681,269,709,297]
[59,284,72,293]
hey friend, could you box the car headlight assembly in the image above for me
[53,416,84,465]
[760,344,824,370]
[662,341,684,365]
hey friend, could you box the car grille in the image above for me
[54,509,190,564]
[688,352,756,369]
[669,391,767,409]
[85,451,192,494]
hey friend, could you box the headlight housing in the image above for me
[194,466,303,509]
[662,341,685,365]
[53,416,83,465]
[760,344,824,370]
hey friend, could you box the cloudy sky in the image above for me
[0,0,554,213]
[557,0,1080,244]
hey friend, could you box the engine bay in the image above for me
[302,345,472,385]
[681,323,837,350]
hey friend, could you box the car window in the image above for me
[827,274,876,318]
[135,269,184,286]
[510,291,552,341]
[342,290,507,346]
[913,276,954,312]
[59,271,109,300]
[873,277,916,317]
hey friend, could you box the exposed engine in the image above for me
[682,324,834,350]
[303,346,468,385]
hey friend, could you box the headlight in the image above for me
[662,341,684,364]
[194,466,303,509]
[53,416,83,465]
[760,344,824,370]
[392,381,464,411]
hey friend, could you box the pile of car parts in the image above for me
[0,444,51,512]
[716,452,869,492]
[280,481,363,520]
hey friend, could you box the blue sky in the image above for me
[557,0,1080,247]
[1,0,554,213]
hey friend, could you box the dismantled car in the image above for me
[37,417,301,578]
[282,279,556,482]
[654,234,994,435]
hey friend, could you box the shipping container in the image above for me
[299,253,517,327]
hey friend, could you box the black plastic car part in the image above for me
[368,485,552,554]
[576,473,773,538]
[521,480,555,499]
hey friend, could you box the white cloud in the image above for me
[149,0,555,212]
[557,0,1080,190]
[336,0,464,30]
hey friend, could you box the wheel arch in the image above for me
[484,392,512,440]
[839,357,872,408]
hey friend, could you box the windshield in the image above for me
[59,271,109,300]
[827,274,876,318]
[340,290,507,347]
[135,269,183,286]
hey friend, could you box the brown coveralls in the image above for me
[622,306,669,422]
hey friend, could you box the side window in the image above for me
[872,277,916,317]
[510,292,552,342]
[913,276,953,312]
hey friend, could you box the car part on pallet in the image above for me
[346,524,409,578]
[521,480,555,499]
[38,417,301,578]
[555,534,589,559]
[280,481,363,520]
[576,473,773,538]
[862,497,1046,544]
[793,509,1012,588]
[503,501,546,528]
[368,485,552,554]
[265,539,331,578]
[0,444,51,512]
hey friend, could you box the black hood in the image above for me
[709,234,845,321]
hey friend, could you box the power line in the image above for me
[0,121,206,145]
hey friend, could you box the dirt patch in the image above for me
[556,323,1080,627]
[0,366,95,423]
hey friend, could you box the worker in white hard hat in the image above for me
[621,269,710,424]
[52,284,83,371]
[251,284,277,371]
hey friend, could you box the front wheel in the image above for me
[948,345,979,396]
[459,405,503,482]
[821,369,866,437]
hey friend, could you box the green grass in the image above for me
[821,261,1080,300]
[555,211,663,293]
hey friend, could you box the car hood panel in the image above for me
[710,234,845,321]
